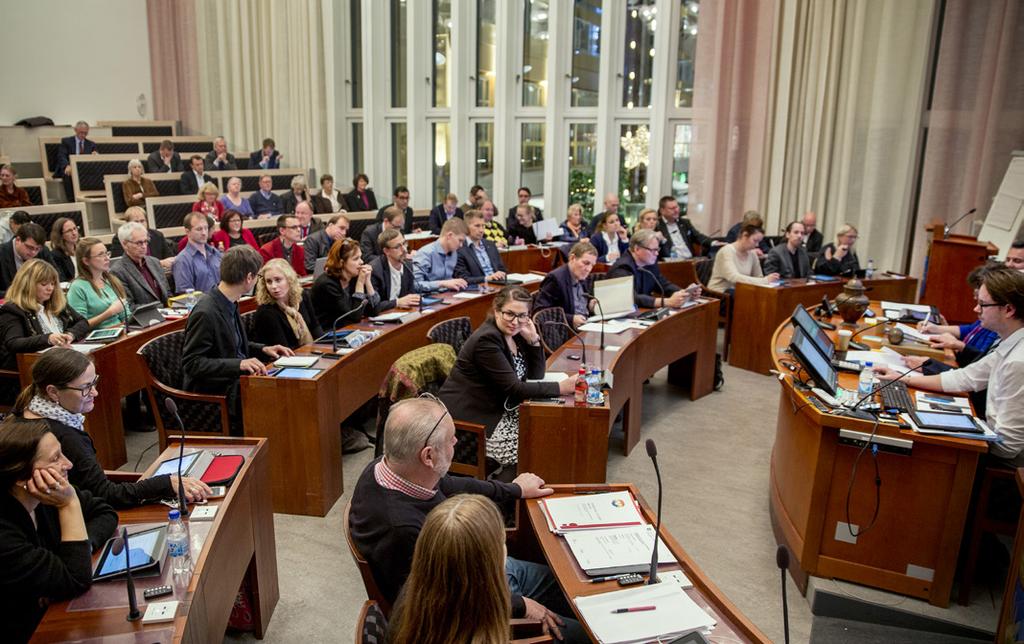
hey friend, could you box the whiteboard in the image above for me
[978,151,1024,259]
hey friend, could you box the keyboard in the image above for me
[880,380,915,413]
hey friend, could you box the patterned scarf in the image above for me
[281,303,313,346]
[28,395,85,431]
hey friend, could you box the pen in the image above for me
[586,574,627,583]
[610,605,656,614]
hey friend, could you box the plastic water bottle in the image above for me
[865,259,875,279]
[858,362,875,398]
[574,366,588,406]
[184,288,197,311]
[166,509,192,578]
[586,369,603,405]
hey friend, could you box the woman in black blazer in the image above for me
[252,258,324,349]
[343,173,379,212]
[49,216,79,281]
[0,259,89,371]
[310,238,380,331]
[0,415,118,642]
[438,286,576,475]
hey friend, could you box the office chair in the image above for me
[425,316,472,354]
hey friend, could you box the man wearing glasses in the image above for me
[359,206,406,263]
[110,221,169,306]
[0,222,53,298]
[349,396,587,643]
[369,228,420,312]
[606,229,701,309]
[259,215,307,277]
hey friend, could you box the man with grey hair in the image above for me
[110,221,169,306]
[55,121,97,200]
[204,136,238,171]
[348,396,586,642]
[607,229,701,308]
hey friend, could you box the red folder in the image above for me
[200,454,244,486]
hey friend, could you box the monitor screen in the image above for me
[152,451,200,477]
[790,327,838,395]
[593,276,636,317]
[791,305,835,360]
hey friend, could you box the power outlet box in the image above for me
[142,600,179,624]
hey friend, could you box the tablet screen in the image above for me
[152,452,200,477]
[95,526,166,578]
[86,328,121,341]
[915,411,976,430]
[275,367,322,379]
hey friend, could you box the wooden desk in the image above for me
[524,484,768,642]
[519,298,719,482]
[729,276,919,374]
[33,437,278,642]
[500,245,560,274]
[768,308,984,607]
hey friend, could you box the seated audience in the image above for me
[348,397,582,642]
[361,207,406,263]
[725,210,772,255]
[507,186,543,221]
[67,238,130,329]
[219,177,256,219]
[591,212,629,263]
[480,200,508,248]
[369,229,420,312]
[281,175,316,215]
[55,121,97,200]
[49,217,79,282]
[0,222,52,297]
[558,203,589,244]
[461,184,487,213]
[312,173,345,214]
[110,221,170,306]
[588,193,621,235]
[204,136,238,171]
[506,204,539,245]
[0,210,31,245]
[656,195,718,259]
[439,286,575,474]
[260,214,307,277]
[0,416,117,642]
[179,155,213,196]
[607,230,701,308]
[0,165,32,208]
[412,218,469,292]
[1005,240,1024,271]
[535,241,598,328]
[248,175,283,218]
[428,193,464,235]
[763,221,811,279]
[303,214,349,274]
[376,185,415,234]
[110,206,174,267]
[707,222,779,292]
[121,159,158,209]
[801,211,824,255]
[249,138,282,169]
[192,182,225,221]
[252,259,323,349]
[182,246,292,419]
[311,239,380,330]
[0,260,89,371]
[454,210,507,284]
[145,139,182,174]
[633,208,670,259]
[14,349,210,506]
[294,201,322,239]
[813,223,861,276]
[344,173,378,212]
[173,212,223,294]
[211,209,259,252]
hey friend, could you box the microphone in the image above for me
[328,300,368,353]
[540,319,587,368]
[776,545,790,644]
[943,208,977,239]
[111,528,142,621]
[582,292,606,353]
[637,266,668,317]
[645,439,663,585]
[117,292,130,337]
[163,398,190,518]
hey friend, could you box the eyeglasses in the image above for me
[418,393,450,448]
[499,310,531,322]
[641,245,660,252]
[977,300,1004,309]
[90,250,112,259]
[386,242,407,250]
[124,239,147,247]
[61,375,100,394]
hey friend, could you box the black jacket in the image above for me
[656,217,712,257]
[179,170,213,197]
[109,228,172,261]
[182,288,265,400]
[360,222,384,263]
[0,303,90,370]
[280,191,320,215]
[310,273,374,331]
[0,487,117,643]
[534,264,593,321]
[813,243,860,277]
[438,318,558,433]
[763,244,811,279]
[605,252,681,309]
[249,293,323,350]
[368,256,416,312]
[51,248,75,282]
[453,240,507,284]
[804,229,824,255]
[508,205,543,221]
[375,205,414,234]
[506,220,537,245]
[0,242,57,298]
[344,188,379,213]
[145,150,183,174]
[428,205,464,235]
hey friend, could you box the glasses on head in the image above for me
[61,375,100,394]
[499,310,531,322]
[418,393,450,448]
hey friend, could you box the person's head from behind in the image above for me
[783,221,805,248]
[0,417,71,495]
[15,347,96,417]
[379,228,408,264]
[383,396,455,479]
[325,238,363,281]
[256,258,301,308]
[123,205,147,227]
[439,217,467,253]
[184,212,210,246]
[390,494,510,644]
[736,222,765,252]
[220,245,264,289]
[975,267,1024,334]
[1005,240,1024,272]
[14,222,45,263]
[491,285,533,337]
[568,242,598,282]
[7,259,65,314]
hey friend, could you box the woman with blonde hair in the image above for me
[191,181,224,220]
[813,223,861,277]
[558,203,588,244]
[121,159,158,208]
[66,238,129,329]
[388,495,511,644]
[251,258,323,349]
[633,208,670,259]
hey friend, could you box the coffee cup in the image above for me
[836,329,853,351]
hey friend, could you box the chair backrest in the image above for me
[532,307,570,356]
[694,257,714,287]
[139,330,186,390]
[343,500,393,617]
[355,600,388,644]
[240,311,257,339]
[375,343,458,457]
[426,316,472,354]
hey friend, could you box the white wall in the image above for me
[2,0,152,126]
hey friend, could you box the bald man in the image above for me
[802,211,824,255]
[588,192,621,236]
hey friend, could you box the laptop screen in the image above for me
[592,276,636,317]
[790,327,838,395]
[790,305,835,360]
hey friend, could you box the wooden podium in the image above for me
[921,225,997,323]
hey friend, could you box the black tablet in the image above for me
[908,409,984,434]
[93,525,167,581]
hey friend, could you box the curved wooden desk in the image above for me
[768,305,985,606]
[33,437,278,642]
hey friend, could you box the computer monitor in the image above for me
[591,275,636,320]
[790,305,835,360]
[789,326,838,396]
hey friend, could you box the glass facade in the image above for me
[571,0,602,107]
[618,123,648,224]
[352,122,364,175]
[671,123,692,207]
[676,1,699,107]
[475,122,495,196]
[391,0,407,108]
[477,0,497,107]
[433,0,452,108]
[392,122,408,190]
[520,122,546,207]
[522,0,549,107]
[432,122,451,204]
[622,0,657,109]
[350,0,363,108]
[568,123,597,212]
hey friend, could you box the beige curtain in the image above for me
[194,0,330,174]
[909,0,1024,276]
[147,0,202,134]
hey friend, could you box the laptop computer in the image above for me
[128,301,166,329]
[587,276,636,322]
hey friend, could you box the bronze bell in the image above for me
[887,326,904,345]
[835,279,870,324]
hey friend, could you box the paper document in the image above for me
[574,582,715,644]
[845,348,905,369]
[566,525,677,576]
[882,301,932,316]
[453,292,484,299]
[540,491,645,534]
[532,218,561,240]
[369,312,407,323]
[404,231,435,240]
[505,272,544,283]
[579,322,630,335]
[914,391,971,413]
[69,344,102,355]
[894,322,930,343]
[273,356,320,368]
[528,372,570,384]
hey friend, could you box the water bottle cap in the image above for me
[168,509,180,520]
[865,361,873,367]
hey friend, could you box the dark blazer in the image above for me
[310,273,369,331]
[591,233,629,263]
[360,222,384,263]
[280,191,320,215]
[534,264,593,321]
[145,150,183,174]
[438,319,558,433]
[813,243,860,277]
[558,223,587,245]
[248,149,282,170]
[344,188,379,213]
[108,227,172,261]
[204,151,238,172]
[250,293,323,350]
[453,241,507,284]
[0,488,117,643]
[0,242,57,298]
[804,229,824,255]
[179,170,213,197]
[763,244,811,279]
[508,206,543,221]
[51,247,75,282]
[506,220,537,245]
[376,205,414,233]
[369,256,416,312]
[606,252,681,309]
[302,229,338,273]
[109,254,169,306]
[311,190,344,215]
[0,302,90,370]
[428,205,464,235]
[55,136,97,176]
[656,217,712,257]
[248,191,283,218]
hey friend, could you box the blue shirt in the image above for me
[958,321,999,354]
[172,243,222,294]
[412,240,458,291]
[470,240,495,275]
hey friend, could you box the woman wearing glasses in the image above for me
[813,223,861,277]
[48,216,80,282]
[66,238,130,329]
[11,348,211,508]
[439,286,576,478]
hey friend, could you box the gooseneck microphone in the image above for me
[636,265,666,312]
[540,320,587,367]
[776,545,790,644]
[163,398,190,518]
[117,292,130,337]
[582,292,606,353]
[943,207,977,240]
[111,528,142,621]
[328,300,368,353]
[645,439,663,585]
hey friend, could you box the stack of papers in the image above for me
[533,218,561,240]
[453,291,484,299]
[565,525,677,576]
[404,231,435,241]
[540,491,645,534]
[894,322,930,343]
[274,356,319,368]
[368,311,408,323]
[914,391,971,413]
[579,321,632,335]
[845,347,906,369]
[574,582,715,644]
[506,272,544,284]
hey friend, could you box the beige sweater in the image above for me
[707,243,767,291]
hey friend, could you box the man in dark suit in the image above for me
[146,140,183,174]
[0,222,52,297]
[375,185,415,234]
[428,193,463,235]
[55,121,97,200]
[304,214,349,273]
[249,138,283,170]
[763,221,812,279]
[369,229,421,312]
[182,245,292,423]
[204,136,238,171]
[110,220,170,306]
[587,193,620,236]
[801,210,824,256]
[110,206,174,267]
[507,186,543,222]
[454,210,507,284]
[534,241,598,328]
[293,201,323,240]
[655,195,720,259]
[606,229,701,309]
[361,207,407,263]
[179,155,213,197]
[249,175,283,218]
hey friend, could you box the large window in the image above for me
[522,0,549,107]
[568,123,597,212]
[352,122,364,175]
[671,124,692,207]
[433,0,452,108]
[350,0,363,108]
[475,122,494,196]
[676,1,699,107]
[477,0,497,107]
[391,0,407,108]
[520,123,546,208]
[432,122,451,204]
[571,0,601,107]
[392,123,408,190]
[618,124,648,223]
[622,0,656,109]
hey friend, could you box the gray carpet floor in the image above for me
[124,359,1001,643]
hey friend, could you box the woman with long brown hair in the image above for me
[66,238,129,329]
[310,238,379,330]
[48,216,80,281]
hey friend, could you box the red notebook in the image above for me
[200,454,245,486]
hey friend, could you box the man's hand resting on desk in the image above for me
[396,294,420,308]
[439,278,468,291]
[928,332,964,352]
[523,597,564,641]
[171,475,212,502]
[486,271,506,281]
[514,472,553,498]
[572,314,587,328]
[239,358,268,375]
[263,344,295,359]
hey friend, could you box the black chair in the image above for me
[240,311,257,339]
[532,307,571,356]
[425,316,472,355]
[354,600,387,644]
[693,257,734,360]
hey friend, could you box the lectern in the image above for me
[921,225,997,323]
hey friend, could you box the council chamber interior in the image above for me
[2,0,1023,642]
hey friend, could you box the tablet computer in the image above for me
[83,328,122,343]
[93,525,167,581]
[150,450,214,479]
[908,409,984,434]
[272,367,322,379]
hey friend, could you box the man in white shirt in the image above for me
[654,195,721,259]
[876,267,1024,464]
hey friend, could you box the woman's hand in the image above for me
[834,244,849,260]
[106,299,125,317]
[518,316,541,346]
[25,467,76,507]
[48,333,73,347]
[170,475,213,502]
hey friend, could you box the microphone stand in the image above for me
[163,398,190,517]
[943,208,977,240]
[776,545,790,644]
[114,527,142,621]
[645,439,662,585]
[117,293,130,337]
[582,292,605,357]
[637,265,668,319]
[327,300,368,353]
[540,320,587,368]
